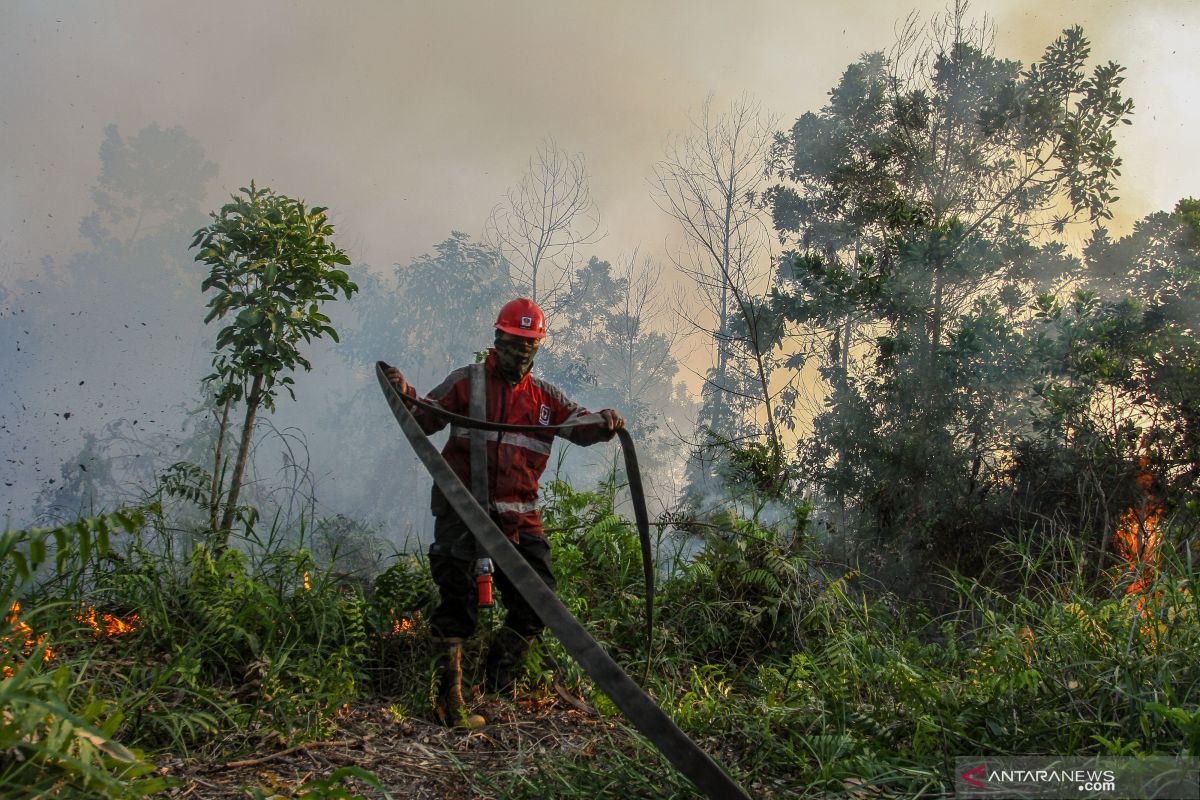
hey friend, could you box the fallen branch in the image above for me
[222,740,355,769]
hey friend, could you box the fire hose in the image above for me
[376,362,751,800]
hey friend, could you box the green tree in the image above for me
[331,232,513,532]
[82,123,218,251]
[340,235,692,528]
[538,253,693,484]
[1023,199,1200,528]
[191,182,357,541]
[346,231,511,389]
[766,11,1133,558]
[542,255,682,430]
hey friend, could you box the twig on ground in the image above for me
[221,740,355,769]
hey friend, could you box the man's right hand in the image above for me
[382,363,410,395]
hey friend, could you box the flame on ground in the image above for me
[1113,503,1162,603]
[384,609,418,638]
[1110,454,1183,637]
[1112,454,1163,617]
[75,606,140,637]
[2,602,142,679]
[2,602,55,678]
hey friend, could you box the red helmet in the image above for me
[494,298,547,339]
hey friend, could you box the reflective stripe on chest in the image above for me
[450,426,553,455]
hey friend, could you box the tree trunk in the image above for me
[841,318,851,384]
[752,342,783,486]
[218,373,263,542]
[929,264,944,380]
[209,393,233,533]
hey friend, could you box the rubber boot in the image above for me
[432,638,474,727]
[485,627,534,695]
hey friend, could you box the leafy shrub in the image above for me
[1,510,165,797]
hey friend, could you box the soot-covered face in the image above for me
[494,330,540,382]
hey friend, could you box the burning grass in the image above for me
[1,602,141,678]
[1109,458,1194,639]
[2,602,54,677]
[76,604,141,638]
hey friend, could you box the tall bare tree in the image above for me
[653,94,788,488]
[485,138,601,313]
[609,250,686,409]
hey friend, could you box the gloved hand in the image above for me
[599,409,625,431]
[381,362,410,395]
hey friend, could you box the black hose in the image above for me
[377,362,751,800]
[381,363,655,681]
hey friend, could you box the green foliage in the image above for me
[661,509,813,664]
[192,181,357,409]
[1,510,163,798]
[371,553,434,613]
[4,467,1199,798]
[0,666,165,799]
[760,13,1161,570]
[343,231,507,388]
[714,435,801,507]
[537,256,685,447]
[6,16,1197,799]
[479,482,1199,798]
[364,554,437,705]
[1,508,144,590]
[133,542,368,739]
[191,181,357,539]
[1010,201,1200,540]
[543,473,817,696]
[543,477,649,661]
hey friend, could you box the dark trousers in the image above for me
[427,514,555,640]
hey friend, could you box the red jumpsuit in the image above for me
[404,350,615,638]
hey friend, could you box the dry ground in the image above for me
[154,695,622,799]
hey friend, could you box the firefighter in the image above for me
[383,298,624,726]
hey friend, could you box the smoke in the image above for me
[990,0,1200,237]
[2,1,1195,550]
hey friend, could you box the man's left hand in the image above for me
[600,409,625,432]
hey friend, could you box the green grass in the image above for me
[2,476,1196,798]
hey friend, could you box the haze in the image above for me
[2,0,1197,533]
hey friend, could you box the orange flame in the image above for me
[1113,455,1163,619]
[2,603,140,679]
[383,608,418,638]
[2,602,54,678]
[75,605,140,637]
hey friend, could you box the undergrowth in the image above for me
[1,476,1197,798]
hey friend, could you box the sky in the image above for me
[1,0,1197,529]
[2,1,1197,274]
